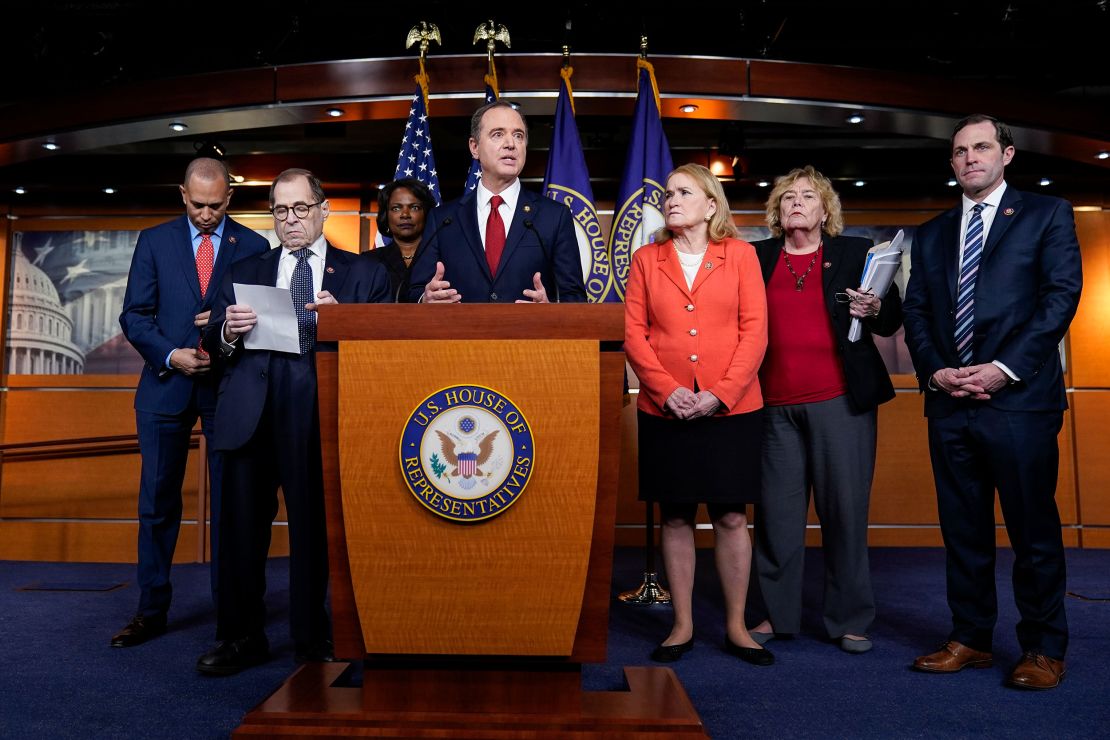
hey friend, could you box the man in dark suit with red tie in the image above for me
[114,158,269,647]
[195,168,390,675]
[903,115,1083,690]
[409,100,586,304]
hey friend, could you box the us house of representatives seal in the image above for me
[399,384,536,522]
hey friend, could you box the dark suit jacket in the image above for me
[407,186,586,303]
[369,241,410,303]
[902,187,1082,417]
[753,234,903,413]
[202,244,390,451]
[120,215,269,415]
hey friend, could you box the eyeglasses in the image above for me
[270,201,322,220]
[834,289,874,304]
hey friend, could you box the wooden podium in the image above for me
[234,304,706,738]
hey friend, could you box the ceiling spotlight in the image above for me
[854,180,866,187]
[377,183,387,190]
[103,187,117,194]
[14,186,26,195]
[1038,177,1052,186]
[507,101,521,110]
[169,121,188,132]
[42,141,60,151]
[846,112,865,124]
[1097,151,1109,160]
[947,178,958,187]
[231,174,245,183]
[325,108,344,118]
[757,180,770,188]
[679,104,699,114]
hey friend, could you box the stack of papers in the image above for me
[848,230,905,342]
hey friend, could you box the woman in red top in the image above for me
[625,164,770,666]
[749,166,902,654]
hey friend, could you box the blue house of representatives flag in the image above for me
[605,59,674,302]
[463,83,499,192]
[543,68,609,303]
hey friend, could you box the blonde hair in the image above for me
[764,165,844,238]
[654,163,738,243]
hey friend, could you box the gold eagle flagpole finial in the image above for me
[405,21,441,101]
[473,20,511,88]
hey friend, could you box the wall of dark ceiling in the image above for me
[3,2,1108,212]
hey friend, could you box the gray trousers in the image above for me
[754,394,877,638]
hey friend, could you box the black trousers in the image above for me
[215,353,330,649]
[928,404,1068,659]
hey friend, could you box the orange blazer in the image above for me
[625,237,768,417]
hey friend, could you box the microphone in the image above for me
[523,218,558,304]
[405,215,452,302]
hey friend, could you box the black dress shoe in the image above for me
[294,640,336,664]
[196,635,270,676]
[650,638,694,663]
[725,636,774,666]
[110,614,166,648]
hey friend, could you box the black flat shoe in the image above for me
[725,636,774,666]
[196,634,270,676]
[110,614,167,648]
[651,638,694,663]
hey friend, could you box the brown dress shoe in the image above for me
[912,640,993,673]
[1008,651,1065,690]
[110,614,167,648]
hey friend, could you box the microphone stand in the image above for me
[618,501,671,606]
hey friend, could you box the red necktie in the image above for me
[197,234,214,297]
[485,194,506,276]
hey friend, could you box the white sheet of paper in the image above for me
[233,283,302,354]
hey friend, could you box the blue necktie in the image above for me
[954,204,985,366]
[290,249,315,355]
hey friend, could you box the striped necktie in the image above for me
[954,203,985,366]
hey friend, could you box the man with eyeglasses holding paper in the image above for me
[195,168,390,676]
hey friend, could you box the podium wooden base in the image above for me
[233,662,708,738]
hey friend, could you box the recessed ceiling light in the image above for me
[757,180,770,188]
[507,101,521,110]
[42,141,59,151]
[1097,151,1109,160]
[103,187,117,194]
[325,108,344,118]
[947,178,958,187]
[14,187,26,195]
[846,113,865,124]
[1038,177,1052,186]
[679,104,699,114]
[377,183,387,190]
[231,174,245,183]
[854,180,866,187]
[169,122,188,132]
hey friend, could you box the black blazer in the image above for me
[902,187,1082,417]
[407,185,586,303]
[753,234,903,413]
[369,241,410,303]
[202,244,390,450]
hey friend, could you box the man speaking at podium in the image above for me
[409,100,586,304]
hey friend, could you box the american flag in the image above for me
[463,83,499,192]
[393,83,441,205]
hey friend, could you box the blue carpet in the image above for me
[1,547,1108,738]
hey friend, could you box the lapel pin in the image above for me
[704,262,713,270]
[823,261,832,268]
[1003,207,1015,216]
[228,236,237,245]
[523,204,532,213]
[326,266,335,273]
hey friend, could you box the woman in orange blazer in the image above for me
[625,164,770,666]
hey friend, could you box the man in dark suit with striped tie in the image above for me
[903,115,1083,690]
[114,158,269,648]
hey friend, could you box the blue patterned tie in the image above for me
[954,204,985,366]
[290,248,315,354]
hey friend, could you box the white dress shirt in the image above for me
[475,178,521,249]
[277,234,327,296]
